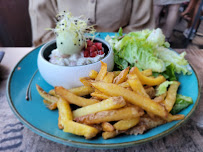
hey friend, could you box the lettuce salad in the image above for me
[105,28,191,80]
[105,28,193,114]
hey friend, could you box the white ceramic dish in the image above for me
[37,37,114,89]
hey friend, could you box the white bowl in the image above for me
[37,38,114,89]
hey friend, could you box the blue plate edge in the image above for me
[6,39,201,150]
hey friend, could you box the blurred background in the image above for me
[0,0,202,49]
[0,0,32,47]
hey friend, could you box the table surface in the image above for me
[0,47,203,152]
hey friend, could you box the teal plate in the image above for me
[7,33,200,149]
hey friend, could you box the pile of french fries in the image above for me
[36,61,184,139]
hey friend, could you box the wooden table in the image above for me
[0,48,203,152]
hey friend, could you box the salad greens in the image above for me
[105,28,191,79]
[156,81,176,96]
[105,28,193,115]
[171,94,193,115]
[162,64,177,81]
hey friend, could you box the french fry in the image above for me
[102,131,121,140]
[69,86,94,96]
[114,117,140,131]
[113,67,130,84]
[127,73,136,79]
[43,99,52,106]
[127,73,155,100]
[57,97,73,129]
[89,70,98,79]
[130,67,166,86]
[49,89,56,96]
[113,71,121,77]
[90,92,110,100]
[141,69,152,76]
[80,77,94,86]
[50,86,94,97]
[149,76,155,78]
[94,88,101,93]
[118,81,130,88]
[163,81,180,112]
[74,106,144,125]
[36,84,58,103]
[95,61,107,81]
[48,102,57,110]
[63,120,99,139]
[165,113,185,122]
[43,99,57,110]
[58,115,63,129]
[127,74,150,98]
[91,82,168,118]
[55,86,99,107]
[153,93,167,103]
[73,96,126,118]
[103,72,114,83]
[101,122,114,132]
[90,96,102,101]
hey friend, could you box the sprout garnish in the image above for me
[49,11,96,55]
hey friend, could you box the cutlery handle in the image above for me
[0,51,5,62]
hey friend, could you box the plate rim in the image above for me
[6,36,201,149]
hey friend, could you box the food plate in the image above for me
[7,32,200,149]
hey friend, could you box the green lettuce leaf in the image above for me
[156,47,191,75]
[164,42,170,48]
[153,64,177,81]
[118,27,123,37]
[105,28,191,76]
[162,64,177,81]
[156,81,176,96]
[114,54,128,70]
[171,94,193,114]
[128,29,151,40]
[146,28,165,47]
[113,34,166,72]
[105,35,118,49]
